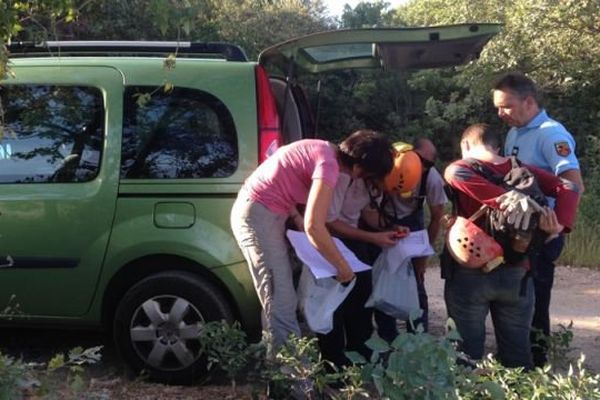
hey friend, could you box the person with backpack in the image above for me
[443,123,579,369]
[492,72,585,367]
[375,138,448,339]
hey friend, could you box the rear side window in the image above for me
[0,85,104,183]
[121,86,238,179]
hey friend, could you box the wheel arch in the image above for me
[101,254,244,333]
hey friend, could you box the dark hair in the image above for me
[493,72,540,104]
[338,129,393,181]
[462,123,502,150]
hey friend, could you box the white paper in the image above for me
[383,230,435,274]
[286,230,372,279]
[401,229,430,246]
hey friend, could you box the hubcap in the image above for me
[129,295,203,371]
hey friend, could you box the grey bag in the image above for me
[297,264,356,334]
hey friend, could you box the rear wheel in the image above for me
[113,270,234,384]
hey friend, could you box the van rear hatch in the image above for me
[259,23,502,74]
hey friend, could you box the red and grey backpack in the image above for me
[461,156,549,265]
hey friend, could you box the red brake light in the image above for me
[256,65,282,163]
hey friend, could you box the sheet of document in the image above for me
[286,230,372,279]
[384,229,435,273]
[401,229,431,246]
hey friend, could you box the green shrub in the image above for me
[457,355,600,400]
[0,346,102,400]
[269,335,338,400]
[541,322,575,370]
[45,346,102,396]
[192,321,600,399]
[0,352,35,400]
[199,320,264,393]
[349,333,459,399]
[342,322,600,400]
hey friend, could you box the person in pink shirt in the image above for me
[230,130,394,355]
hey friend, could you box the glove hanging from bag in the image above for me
[495,190,544,231]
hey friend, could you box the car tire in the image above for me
[113,270,234,384]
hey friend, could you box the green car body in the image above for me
[0,58,260,325]
[1,55,264,383]
[0,23,501,383]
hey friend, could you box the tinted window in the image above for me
[0,85,104,183]
[121,86,238,179]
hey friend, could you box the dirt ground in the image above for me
[1,265,599,399]
[549,266,600,371]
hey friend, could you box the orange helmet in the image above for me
[383,145,422,196]
[446,214,504,272]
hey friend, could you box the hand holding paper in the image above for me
[286,230,371,279]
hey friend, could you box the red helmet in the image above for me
[383,147,422,196]
[446,215,504,272]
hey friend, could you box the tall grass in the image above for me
[562,144,600,269]
[560,211,600,269]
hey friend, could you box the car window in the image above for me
[121,86,238,179]
[0,85,104,183]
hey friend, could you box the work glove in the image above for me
[495,190,544,231]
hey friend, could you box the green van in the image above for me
[0,24,500,383]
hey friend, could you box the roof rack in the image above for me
[7,41,248,62]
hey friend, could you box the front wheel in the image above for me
[113,271,234,384]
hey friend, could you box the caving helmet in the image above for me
[383,141,422,197]
[446,214,504,272]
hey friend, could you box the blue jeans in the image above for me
[444,265,534,369]
[530,235,565,366]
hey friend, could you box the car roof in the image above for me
[7,41,248,62]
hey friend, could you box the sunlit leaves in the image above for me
[133,92,152,108]
[211,0,331,60]
[163,53,177,70]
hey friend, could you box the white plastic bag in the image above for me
[297,264,356,334]
[365,248,420,320]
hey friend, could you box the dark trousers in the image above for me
[317,239,377,367]
[530,235,565,366]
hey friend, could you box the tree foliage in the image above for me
[1,0,333,62]
[63,0,213,41]
[1,0,77,78]
[340,0,396,28]
[208,0,331,59]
